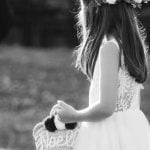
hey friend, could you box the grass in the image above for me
[0,45,89,150]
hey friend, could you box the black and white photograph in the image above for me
[0,0,150,150]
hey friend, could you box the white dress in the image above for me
[74,37,150,150]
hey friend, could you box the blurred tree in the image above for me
[7,0,78,48]
[0,0,13,42]
[4,0,150,48]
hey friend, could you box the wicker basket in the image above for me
[33,118,81,150]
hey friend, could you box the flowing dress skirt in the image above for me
[74,109,150,150]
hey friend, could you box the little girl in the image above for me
[52,0,150,149]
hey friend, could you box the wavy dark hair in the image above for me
[73,0,149,83]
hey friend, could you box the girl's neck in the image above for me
[105,34,115,41]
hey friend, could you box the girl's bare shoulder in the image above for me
[100,36,120,54]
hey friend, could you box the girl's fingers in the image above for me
[56,109,62,115]
[57,101,69,108]
[56,114,62,122]
[50,104,63,117]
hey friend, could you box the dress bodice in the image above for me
[89,37,144,112]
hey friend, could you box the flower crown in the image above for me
[94,0,149,8]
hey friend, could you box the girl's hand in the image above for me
[50,103,62,118]
[54,100,79,124]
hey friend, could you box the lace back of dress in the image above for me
[115,46,144,112]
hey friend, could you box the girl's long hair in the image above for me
[73,0,149,83]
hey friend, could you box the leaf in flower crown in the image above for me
[94,0,102,5]
[124,0,131,3]
[137,3,142,7]
[93,0,149,7]
[134,0,142,3]
[106,0,117,4]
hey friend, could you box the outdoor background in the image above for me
[0,1,150,150]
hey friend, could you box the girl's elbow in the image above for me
[104,110,114,118]
[101,105,116,118]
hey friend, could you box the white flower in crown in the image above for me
[134,0,143,3]
[105,0,117,4]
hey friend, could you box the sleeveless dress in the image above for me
[74,37,150,150]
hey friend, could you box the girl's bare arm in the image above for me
[75,41,120,122]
